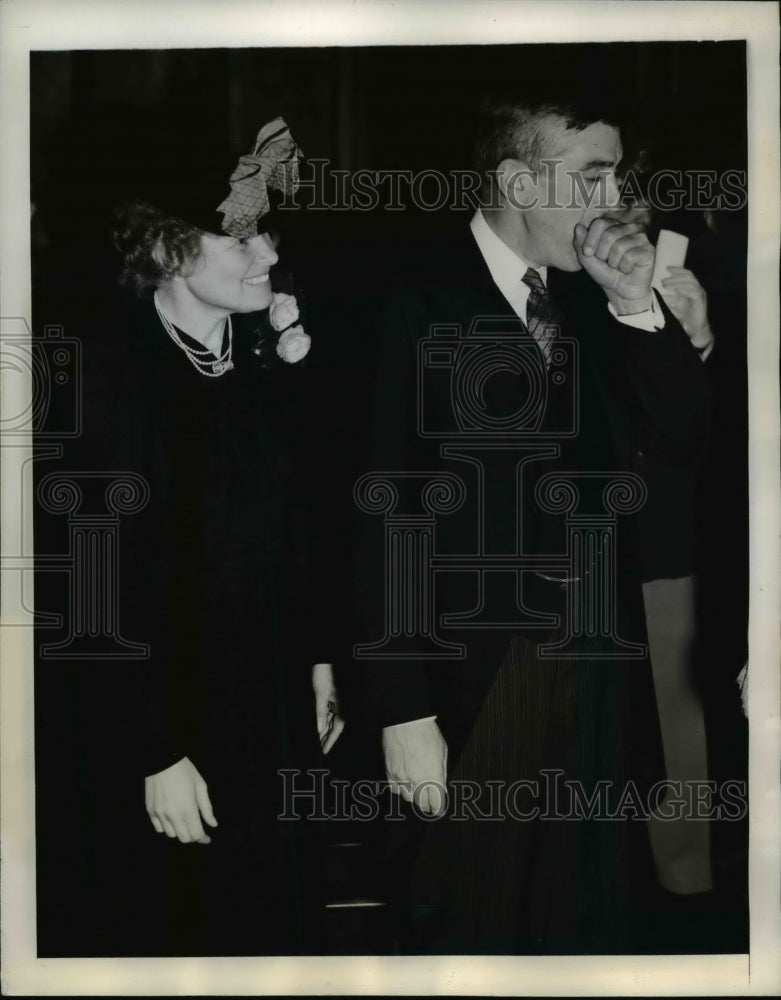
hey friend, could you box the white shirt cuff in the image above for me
[383,715,437,731]
[607,291,665,332]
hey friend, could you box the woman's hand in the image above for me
[144,757,218,844]
[312,662,345,755]
[660,266,715,357]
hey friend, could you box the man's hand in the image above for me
[660,266,714,353]
[382,719,448,816]
[144,756,217,844]
[574,217,655,314]
[312,662,345,754]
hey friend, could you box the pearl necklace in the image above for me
[154,293,234,377]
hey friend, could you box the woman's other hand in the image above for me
[144,757,218,844]
[660,266,715,358]
[312,662,345,755]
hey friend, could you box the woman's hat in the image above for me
[114,109,304,236]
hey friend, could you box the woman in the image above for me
[38,116,343,956]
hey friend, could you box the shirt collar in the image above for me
[469,209,547,293]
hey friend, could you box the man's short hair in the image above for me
[473,96,620,195]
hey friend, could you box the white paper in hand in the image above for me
[651,229,689,292]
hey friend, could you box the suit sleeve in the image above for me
[612,292,710,465]
[353,293,433,729]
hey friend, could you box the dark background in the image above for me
[31,42,749,953]
[31,41,748,314]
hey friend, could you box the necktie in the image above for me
[522,267,561,367]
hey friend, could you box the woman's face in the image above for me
[180,232,279,313]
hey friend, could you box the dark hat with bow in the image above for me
[115,110,304,236]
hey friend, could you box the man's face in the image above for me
[512,120,623,271]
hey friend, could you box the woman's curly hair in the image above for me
[111,200,204,296]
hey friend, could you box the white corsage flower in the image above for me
[269,292,300,332]
[276,324,311,363]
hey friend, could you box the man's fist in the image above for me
[382,719,448,817]
[574,217,655,313]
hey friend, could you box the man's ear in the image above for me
[496,158,538,209]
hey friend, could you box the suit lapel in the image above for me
[446,223,534,330]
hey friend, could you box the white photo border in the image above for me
[1,0,778,995]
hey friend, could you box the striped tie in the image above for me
[522,267,561,367]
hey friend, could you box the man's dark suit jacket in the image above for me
[354,219,710,758]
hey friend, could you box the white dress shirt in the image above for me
[469,208,665,331]
[469,208,543,323]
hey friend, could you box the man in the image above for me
[355,96,710,953]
